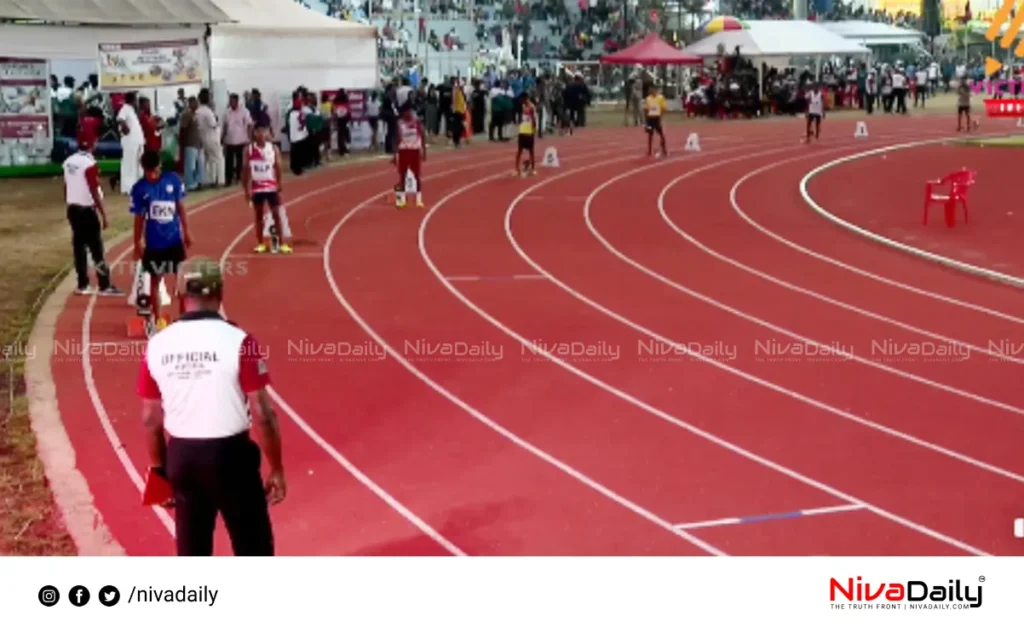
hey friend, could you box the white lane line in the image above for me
[323,147,732,555]
[654,147,1024,365]
[218,151,563,556]
[77,146,509,546]
[672,503,865,530]
[799,137,1024,289]
[765,139,1024,324]
[590,142,1024,412]
[474,144,993,555]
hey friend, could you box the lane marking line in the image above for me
[793,137,1024,317]
[486,139,993,555]
[325,146,737,555]
[673,503,865,530]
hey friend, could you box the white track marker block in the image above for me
[684,132,701,151]
[127,264,172,307]
[262,205,292,239]
[541,146,560,167]
[854,121,869,138]
[404,169,418,194]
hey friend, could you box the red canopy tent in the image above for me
[599,34,702,65]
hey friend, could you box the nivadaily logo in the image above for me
[830,576,984,610]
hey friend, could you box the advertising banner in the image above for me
[98,39,205,90]
[0,57,51,141]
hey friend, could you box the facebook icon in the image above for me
[69,585,90,607]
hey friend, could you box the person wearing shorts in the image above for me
[805,83,824,142]
[131,148,192,330]
[956,77,973,132]
[242,121,291,253]
[643,85,667,157]
[515,94,538,176]
[394,102,426,208]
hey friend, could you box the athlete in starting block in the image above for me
[243,121,292,253]
[394,102,426,208]
[130,148,192,334]
[515,93,538,176]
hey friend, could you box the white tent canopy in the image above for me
[682,20,871,57]
[819,20,924,46]
[0,0,228,24]
[210,0,377,96]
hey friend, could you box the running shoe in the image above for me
[279,244,294,254]
[74,287,96,296]
[98,286,125,297]
[254,243,268,253]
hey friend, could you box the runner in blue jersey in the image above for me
[131,148,193,330]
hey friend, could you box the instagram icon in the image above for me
[38,586,60,607]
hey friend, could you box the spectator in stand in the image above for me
[222,93,252,187]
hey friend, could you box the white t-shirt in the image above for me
[116,103,144,144]
[891,73,907,89]
[396,85,412,107]
[915,70,928,86]
[366,98,381,117]
[63,151,100,207]
[137,315,269,439]
[807,90,824,116]
[288,106,312,143]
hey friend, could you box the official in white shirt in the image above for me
[137,258,285,556]
[287,90,312,176]
[914,68,929,108]
[891,69,908,114]
[62,132,123,296]
[117,92,145,194]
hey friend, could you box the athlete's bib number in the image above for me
[148,200,176,223]
[647,105,661,116]
[252,162,272,176]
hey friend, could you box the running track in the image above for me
[43,115,1024,555]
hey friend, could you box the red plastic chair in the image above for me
[923,169,976,227]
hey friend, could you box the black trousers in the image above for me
[336,117,350,156]
[167,432,274,556]
[489,112,506,140]
[66,205,111,290]
[895,88,907,114]
[289,138,307,175]
[224,144,245,186]
[449,113,464,147]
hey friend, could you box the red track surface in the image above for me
[806,142,1024,278]
[47,115,1024,555]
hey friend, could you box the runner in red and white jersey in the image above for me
[242,121,291,253]
[393,102,426,208]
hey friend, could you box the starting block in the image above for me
[854,121,869,138]
[541,146,559,167]
[396,169,422,208]
[684,132,701,152]
[262,205,291,252]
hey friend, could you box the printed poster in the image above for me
[0,57,51,144]
[98,39,205,90]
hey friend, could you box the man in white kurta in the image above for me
[116,93,145,194]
